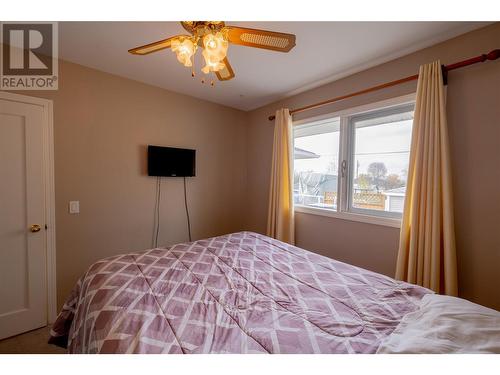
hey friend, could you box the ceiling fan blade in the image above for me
[128,35,188,55]
[225,26,296,52]
[215,57,235,81]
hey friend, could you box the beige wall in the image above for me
[245,23,500,310]
[17,60,248,308]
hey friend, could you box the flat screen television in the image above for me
[147,145,196,177]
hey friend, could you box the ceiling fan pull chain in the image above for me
[191,50,196,77]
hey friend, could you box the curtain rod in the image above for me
[268,49,500,121]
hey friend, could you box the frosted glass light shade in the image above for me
[201,32,228,73]
[171,37,196,67]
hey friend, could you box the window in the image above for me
[293,96,415,226]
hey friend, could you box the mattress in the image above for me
[49,231,431,353]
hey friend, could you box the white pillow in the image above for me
[377,294,500,353]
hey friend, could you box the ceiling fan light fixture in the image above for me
[171,37,197,67]
[129,21,296,83]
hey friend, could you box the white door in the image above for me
[0,96,48,340]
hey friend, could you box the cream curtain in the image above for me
[395,61,458,296]
[267,108,295,244]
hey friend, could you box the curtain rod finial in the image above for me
[268,115,275,121]
[487,49,500,61]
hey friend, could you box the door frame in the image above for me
[0,91,57,323]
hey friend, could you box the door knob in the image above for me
[30,224,42,233]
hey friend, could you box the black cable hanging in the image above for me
[183,177,192,242]
[154,177,161,248]
[152,177,158,248]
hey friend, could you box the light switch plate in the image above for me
[69,201,80,214]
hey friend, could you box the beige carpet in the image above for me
[0,326,66,354]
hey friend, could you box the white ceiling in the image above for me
[59,22,489,111]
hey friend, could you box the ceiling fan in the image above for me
[128,21,296,83]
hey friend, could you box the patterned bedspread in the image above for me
[49,231,431,353]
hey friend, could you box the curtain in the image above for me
[267,108,295,244]
[395,61,458,296]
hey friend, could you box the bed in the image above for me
[49,231,499,354]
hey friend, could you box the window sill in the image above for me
[294,205,401,228]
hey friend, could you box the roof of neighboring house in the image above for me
[294,147,320,159]
[296,172,338,194]
[383,186,406,195]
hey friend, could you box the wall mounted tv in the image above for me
[147,145,196,177]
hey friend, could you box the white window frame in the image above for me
[293,93,416,228]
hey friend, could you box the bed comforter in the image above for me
[49,231,431,353]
